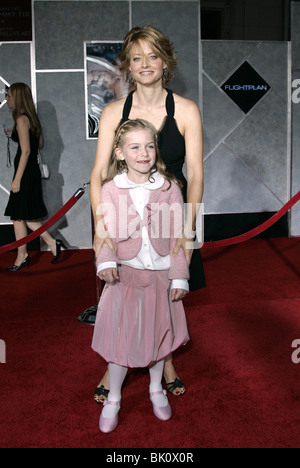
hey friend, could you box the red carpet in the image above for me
[0,238,299,448]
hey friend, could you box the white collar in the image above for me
[114,171,165,190]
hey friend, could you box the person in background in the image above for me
[4,83,66,270]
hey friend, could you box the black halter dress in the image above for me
[119,89,206,291]
[5,115,48,221]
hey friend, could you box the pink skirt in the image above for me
[92,265,190,368]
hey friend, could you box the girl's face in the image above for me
[6,89,14,110]
[115,128,156,183]
[129,39,166,86]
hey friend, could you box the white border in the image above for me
[0,76,10,108]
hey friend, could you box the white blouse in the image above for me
[98,172,188,292]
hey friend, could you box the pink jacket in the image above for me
[96,179,189,281]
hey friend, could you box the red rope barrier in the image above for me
[0,188,85,255]
[202,191,300,248]
[0,188,298,254]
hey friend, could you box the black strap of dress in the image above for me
[122,90,134,121]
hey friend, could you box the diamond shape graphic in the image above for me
[221,61,271,113]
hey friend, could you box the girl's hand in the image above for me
[171,288,188,302]
[10,178,21,193]
[98,267,119,283]
[172,233,194,266]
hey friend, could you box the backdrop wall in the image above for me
[291,1,300,236]
[0,0,299,249]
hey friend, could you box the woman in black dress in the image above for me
[5,83,65,270]
[90,26,205,402]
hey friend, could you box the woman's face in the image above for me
[129,39,166,86]
[6,89,14,110]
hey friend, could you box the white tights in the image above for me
[102,359,167,418]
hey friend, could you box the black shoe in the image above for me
[6,255,31,271]
[94,385,109,405]
[51,239,67,264]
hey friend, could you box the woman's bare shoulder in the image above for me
[172,92,202,134]
[16,114,30,125]
[100,97,126,125]
[173,92,200,115]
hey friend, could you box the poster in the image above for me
[84,41,130,139]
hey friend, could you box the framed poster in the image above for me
[84,41,130,139]
[0,77,10,109]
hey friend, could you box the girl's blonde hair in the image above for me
[9,82,42,138]
[119,26,177,87]
[105,119,181,190]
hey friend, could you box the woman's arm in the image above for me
[168,184,190,301]
[90,101,122,256]
[173,97,204,264]
[184,99,204,231]
[39,132,44,150]
[10,115,31,193]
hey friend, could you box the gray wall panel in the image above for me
[203,144,283,214]
[291,2,300,235]
[249,42,289,102]
[202,40,259,86]
[0,43,31,224]
[225,92,288,203]
[202,40,289,215]
[0,43,31,85]
[1,1,299,243]
[292,1,300,70]
[36,72,97,248]
[202,74,244,158]
[35,1,129,69]
[132,1,200,103]
[0,114,16,224]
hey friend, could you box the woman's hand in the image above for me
[10,178,21,193]
[172,232,195,266]
[171,288,188,302]
[3,127,12,138]
[98,267,119,283]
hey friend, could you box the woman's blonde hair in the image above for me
[119,26,177,87]
[105,119,181,190]
[9,82,42,138]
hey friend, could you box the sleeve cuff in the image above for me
[170,279,189,292]
[97,261,118,275]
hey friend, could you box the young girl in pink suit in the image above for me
[92,119,190,433]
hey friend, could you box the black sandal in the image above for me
[166,378,185,396]
[94,385,109,405]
